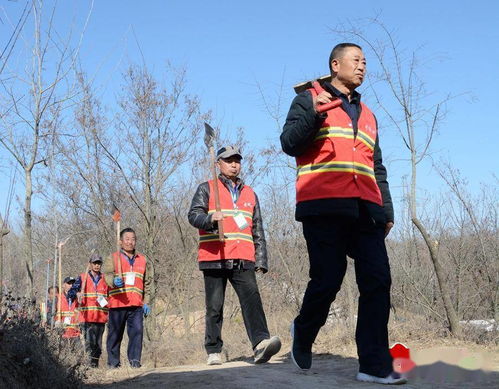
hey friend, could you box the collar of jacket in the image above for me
[218,174,244,191]
[324,82,362,105]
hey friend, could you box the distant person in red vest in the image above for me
[103,228,152,368]
[69,253,109,367]
[281,43,405,385]
[55,277,80,344]
[188,146,281,366]
[46,285,59,326]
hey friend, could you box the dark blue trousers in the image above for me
[295,209,393,377]
[107,306,144,368]
[81,322,105,367]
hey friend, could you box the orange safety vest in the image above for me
[108,251,146,308]
[198,179,256,262]
[295,86,382,206]
[57,293,80,338]
[77,272,109,323]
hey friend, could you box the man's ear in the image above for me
[331,58,340,74]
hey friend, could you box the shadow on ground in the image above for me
[85,353,498,389]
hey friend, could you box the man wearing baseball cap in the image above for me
[188,146,281,366]
[56,276,80,343]
[69,253,109,367]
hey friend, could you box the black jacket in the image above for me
[281,83,394,224]
[188,175,269,272]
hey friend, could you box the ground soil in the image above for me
[85,345,498,389]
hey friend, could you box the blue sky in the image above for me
[1,0,498,223]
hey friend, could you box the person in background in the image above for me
[46,285,59,327]
[188,146,281,366]
[103,228,152,368]
[56,277,80,344]
[69,253,109,367]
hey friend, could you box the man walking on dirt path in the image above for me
[188,146,281,366]
[69,253,109,367]
[281,43,406,385]
[103,228,152,368]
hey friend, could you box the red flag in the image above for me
[112,206,121,222]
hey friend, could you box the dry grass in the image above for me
[0,294,88,388]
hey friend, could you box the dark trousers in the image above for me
[107,307,144,368]
[295,212,393,377]
[203,268,270,354]
[81,322,105,367]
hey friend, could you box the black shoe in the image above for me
[290,321,311,370]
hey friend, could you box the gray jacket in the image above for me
[188,175,269,272]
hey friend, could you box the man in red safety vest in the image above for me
[281,43,406,385]
[55,276,80,344]
[103,228,152,368]
[188,146,281,366]
[69,253,109,367]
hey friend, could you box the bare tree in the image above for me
[94,64,209,336]
[0,1,92,296]
[0,170,15,301]
[436,163,499,323]
[0,0,31,76]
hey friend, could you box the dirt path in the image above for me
[86,349,498,389]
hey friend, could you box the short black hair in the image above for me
[328,43,362,74]
[120,227,136,239]
[48,286,59,293]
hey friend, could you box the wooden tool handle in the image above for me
[210,147,225,242]
[316,99,343,113]
[80,263,90,304]
[116,220,122,278]
[212,176,225,242]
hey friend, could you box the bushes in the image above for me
[0,294,87,388]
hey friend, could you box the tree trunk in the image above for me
[0,236,3,300]
[409,129,460,335]
[25,168,34,297]
[144,227,157,342]
[411,217,460,335]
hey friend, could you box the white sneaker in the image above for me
[206,353,222,366]
[254,336,282,364]
[356,371,407,385]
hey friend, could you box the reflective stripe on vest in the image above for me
[295,87,382,206]
[198,180,256,262]
[107,252,146,308]
[78,272,109,323]
[57,293,81,338]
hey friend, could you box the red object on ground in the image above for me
[390,343,411,359]
[393,357,417,373]
[390,343,416,373]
